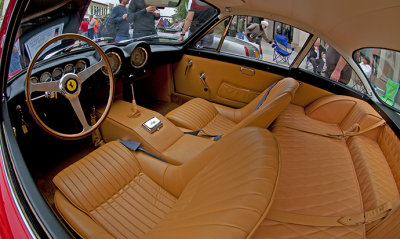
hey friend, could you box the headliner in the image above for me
[208,0,400,55]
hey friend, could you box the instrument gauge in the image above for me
[75,60,87,73]
[52,67,63,81]
[30,76,39,83]
[64,63,74,74]
[40,72,52,82]
[130,47,148,69]
[102,52,122,75]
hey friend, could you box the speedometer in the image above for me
[102,52,122,75]
[130,47,148,68]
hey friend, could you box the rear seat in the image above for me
[252,95,400,239]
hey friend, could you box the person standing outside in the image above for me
[94,16,99,39]
[109,0,130,42]
[283,25,291,43]
[128,0,160,39]
[79,19,88,37]
[309,39,326,74]
[237,16,246,39]
[325,45,352,85]
[245,20,272,44]
[178,0,217,47]
[87,15,95,39]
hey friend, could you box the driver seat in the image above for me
[53,127,280,239]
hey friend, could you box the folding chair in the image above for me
[272,34,294,65]
[374,78,400,106]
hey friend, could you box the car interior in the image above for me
[3,0,400,238]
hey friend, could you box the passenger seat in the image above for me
[166,77,299,137]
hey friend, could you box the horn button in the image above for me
[60,74,81,96]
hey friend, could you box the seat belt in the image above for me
[267,201,394,227]
[254,80,279,112]
[273,119,386,139]
[118,140,169,163]
[330,119,386,137]
[184,129,223,141]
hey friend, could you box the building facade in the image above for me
[85,1,114,20]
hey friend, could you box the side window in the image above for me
[196,15,309,67]
[355,48,400,109]
[299,38,367,94]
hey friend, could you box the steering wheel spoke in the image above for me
[68,96,90,130]
[30,80,61,93]
[77,59,106,84]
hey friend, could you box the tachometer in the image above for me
[102,52,122,75]
[52,67,63,81]
[130,47,148,68]
[75,60,87,73]
[40,72,52,82]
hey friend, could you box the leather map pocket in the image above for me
[218,82,260,104]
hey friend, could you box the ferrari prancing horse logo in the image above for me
[65,79,78,94]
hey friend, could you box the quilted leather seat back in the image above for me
[53,142,142,212]
[230,78,299,132]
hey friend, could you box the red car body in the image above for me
[0,0,34,237]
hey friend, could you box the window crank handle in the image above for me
[200,73,209,92]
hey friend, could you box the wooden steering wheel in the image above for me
[24,33,114,140]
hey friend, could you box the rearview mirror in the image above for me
[144,0,180,8]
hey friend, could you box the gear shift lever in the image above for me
[128,83,140,118]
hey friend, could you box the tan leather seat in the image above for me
[53,127,280,239]
[166,77,299,137]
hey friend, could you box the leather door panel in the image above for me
[173,54,283,108]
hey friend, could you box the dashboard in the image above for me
[29,59,88,83]
[5,41,176,101]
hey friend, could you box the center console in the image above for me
[98,100,212,164]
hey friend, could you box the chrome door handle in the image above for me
[200,73,209,92]
[240,66,255,76]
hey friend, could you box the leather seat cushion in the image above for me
[53,142,177,238]
[143,128,280,239]
[166,97,237,135]
[252,103,366,238]
[347,135,400,230]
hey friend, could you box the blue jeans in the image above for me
[87,28,94,39]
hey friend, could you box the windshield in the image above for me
[8,0,218,79]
